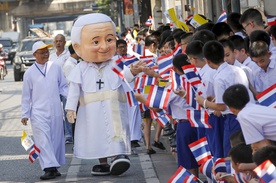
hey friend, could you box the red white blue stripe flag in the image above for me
[29,144,40,163]
[199,158,213,179]
[182,65,202,86]
[168,166,194,183]
[146,85,171,110]
[185,80,202,110]
[173,44,183,56]
[234,172,249,183]
[256,83,276,108]
[217,10,227,23]
[214,158,227,175]
[139,55,155,67]
[145,16,153,27]
[157,53,173,79]
[134,74,157,90]
[183,174,198,183]
[254,160,276,183]
[112,57,124,78]
[132,43,145,56]
[186,109,211,128]
[126,91,139,107]
[188,137,212,165]
[170,70,185,90]
[123,55,140,66]
[267,16,276,26]
[150,110,171,127]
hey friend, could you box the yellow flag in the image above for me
[21,130,34,151]
[167,8,178,22]
[190,14,208,28]
[176,20,189,32]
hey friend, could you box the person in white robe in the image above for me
[65,13,146,176]
[21,41,68,180]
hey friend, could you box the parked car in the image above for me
[13,37,53,81]
[0,37,17,63]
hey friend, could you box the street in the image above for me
[0,63,178,183]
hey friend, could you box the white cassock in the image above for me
[21,61,68,170]
[65,59,135,159]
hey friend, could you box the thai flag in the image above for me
[185,14,194,22]
[142,74,158,88]
[186,109,211,128]
[123,55,140,66]
[185,81,202,110]
[173,44,182,56]
[150,110,171,127]
[170,70,185,90]
[188,137,212,165]
[151,65,159,73]
[256,83,276,108]
[134,76,144,90]
[168,166,194,183]
[29,145,40,163]
[139,103,148,112]
[112,57,124,78]
[146,85,171,110]
[183,174,198,183]
[199,158,213,179]
[217,10,227,23]
[126,91,139,107]
[157,53,173,78]
[253,160,276,183]
[234,172,249,183]
[132,44,145,56]
[182,65,202,86]
[214,158,227,175]
[267,16,276,26]
[140,55,155,67]
[145,16,153,27]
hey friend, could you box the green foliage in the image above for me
[95,0,113,16]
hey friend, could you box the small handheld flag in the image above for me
[112,57,124,78]
[217,10,227,23]
[132,44,145,56]
[168,166,193,183]
[182,65,202,86]
[214,158,227,175]
[188,137,212,165]
[253,160,276,183]
[21,130,34,151]
[186,109,211,128]
[199,158,213,179]
[123,55,139,67]
[256,83,276,108]
[29,145,40,163]
[146,85,171,110]
[145,16,153,27]
[126,91,139,107]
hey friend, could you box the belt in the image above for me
[178,119,189,123]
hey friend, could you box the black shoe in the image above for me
[131,140,140,148]
[40,171,56,180]
[146,148,156,155]
[91,164,110,176]
[152,141,166,150]
[54,169,61,176]
[110,155,130,175]
[169,134,177,147]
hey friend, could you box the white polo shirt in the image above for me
[234,59,254,87]
[237,103,276,144]
[49,49,70,68]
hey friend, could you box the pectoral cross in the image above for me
[96,79,104,90]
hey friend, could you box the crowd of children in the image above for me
[117,8,276,183]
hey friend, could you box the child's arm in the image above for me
[238,162,257,172]
[215,172,236,183]
[195,94,226,111]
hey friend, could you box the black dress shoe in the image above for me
[40,171,56,180]
[131,140,140,148]
[54,170,61,176]
[152,141,166,150]
[146,148,156,155]
[91,164,110,176]
[110,155,130,175]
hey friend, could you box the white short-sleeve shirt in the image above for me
[237,103,276,144]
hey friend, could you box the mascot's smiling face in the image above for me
[73,22,116,63]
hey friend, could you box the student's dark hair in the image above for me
[159,30,172,49]
[192,30,216,44]
[239,8,263,27]
[249,41,269,58]
[230,130,245,147]
[172,54,190,73]
[219,39,235,52]
[212,22,233,39]
[253,146,276,166]
[180,32,193,40]
[244,37,250,54]
[270,24,276,39]
[116,39,127,48]
[203,40,224,64]
[162,25,171,32]
[195,22,215,32]
[249,30,271,47]
[171,28,184,37]
[173,32,186,44]
[228,35,245,51]
[222,84,250,109]
[134,23,139,27]
[227,12,244,32]
[68,44,75,55]
[145,35,159,47]
[186,40,204,60]
[120,32,127,38]
[164,35,174,45]
[229,143,253,164]
[151,30,161,40]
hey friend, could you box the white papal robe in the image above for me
[21,61,68,170]
[65,59,135,159]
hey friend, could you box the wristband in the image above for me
[203,99,208,109]
[182,91,187,98]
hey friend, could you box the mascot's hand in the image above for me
[130,61,146,75]
[67,110,76,124]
